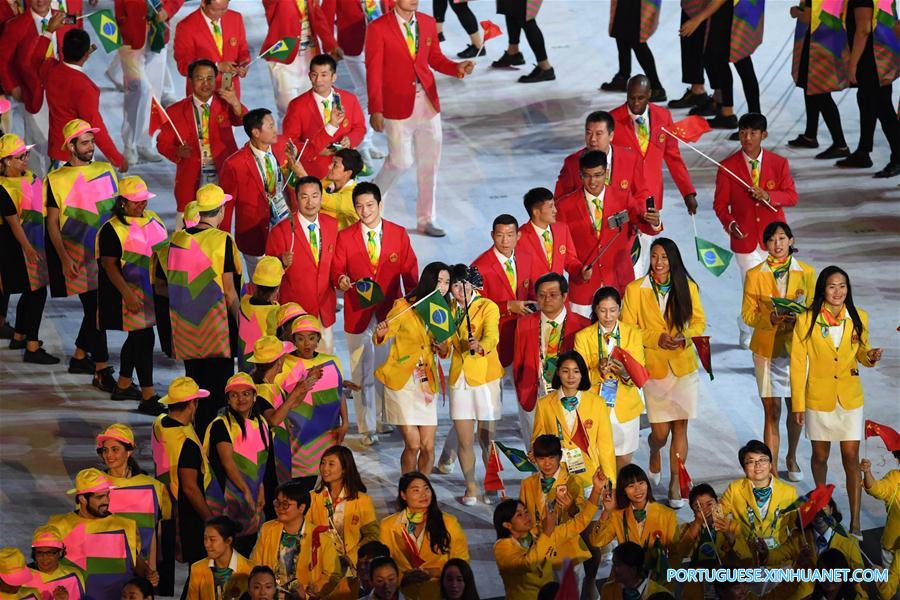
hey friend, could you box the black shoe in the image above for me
[874,161,900,178]
[649,88,667,103]
[518,65,555,83]
[815,144,850,160]
[491,51,525,69]
[835,152,873,168]
[0,322,13,339]
[438,32,445,42]
[787,134,819,149]
[689,97,718,117]
[137,397,167,416]
[24,348,60,365]
[600,73,629,92]
[668,89,709,109]
[707,114,738,130]
[93,366,117,393]
[728,131,740,141]
[456,44,485,59]
[111,384,143,401]
[68,355,96,375]
[9,337,25,350]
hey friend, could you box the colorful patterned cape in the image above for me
[0,172,48,291]
[238,296,279,362]
[681,0,711,18]
[610,0,661,42]
[873,0,900,85]
[108,473,172,561]
[731,0,766,62]
[30,564,86,600]
[792,0,849,94]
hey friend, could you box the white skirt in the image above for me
[610,409,640,456]
[806,403,864,442]
[384,376,438,427]
[753,353,791,398]
[644,368,699,423]
[449,377,502,421]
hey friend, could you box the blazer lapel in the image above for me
[389,10,416,65]
[243,145,267,197]
[352,225,375,278]
[618,116,640,150]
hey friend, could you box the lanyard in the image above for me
[252,151,282,197]
[597,323,619,360]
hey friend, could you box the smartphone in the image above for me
[645,196,656,212]
[606,209,629,229]
[524,301,539,314]
[712,504,725,521]
[220,72,234,90]
[333,92,343,112]
[556,484,567,496]
[63,13,77,24]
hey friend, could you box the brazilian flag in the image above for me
[354,278,384,308]
[630,236,641,266]
[772,296,808,315]
[413,289,453,343]
[495,441,537,472]
[259,37,298,62]
[694,237,733,277]
[86,10,122,53]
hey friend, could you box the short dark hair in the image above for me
[198,207,222,219]
[353,181,382,204]
[295,176,322,193]
[612,541,645,573]
[309,53,338,73]
[738,440,772,466]
[492,499,522,539]
[122,577,155,597]
[535,272,568,295]
[369,555,399,576]
[532,434,562,459]
[738,113,768,132]
[334,148,364,177]
[689,483,717,507]
[62,29,91,63]
[357,540,390,561]
[579,150,608,172]
[523,187,554,217]
[247,565,276,587]
[275,481,310,509]
[586,111,615,133]
[188,58,218,79]
[243,108,272,138]
[550,350,591,391]
[762,221,794,245]
[205,515,239,542]
[492,214,518,231]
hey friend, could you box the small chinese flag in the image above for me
[401,530,426,569]
[692,336,714,380]
[484,443,505,493]
[571,415,590,456]
[554,560,579,600]
[149,97,170,136]
[798,484,834,529]
[611,346,650,388]
[677,453,692,500]
[669,115,713,143]
[480,20,502,42]
[865,420,900,452]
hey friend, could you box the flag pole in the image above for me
[75,10,99,20]
[691,214,699,239]
[250,38,294,66]
[695,501,722,566]
[151,96,184,145]
[280,139,309,196]
[661,126,777,213]
[386,290,436,323]
[585,228,622,270]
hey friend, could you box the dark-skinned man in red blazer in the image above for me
[713,112,798,347]
[512,272,590,446]
[281,53,366,180]
[156,58,245,225]
[332,181,418,446]
[612,75,698,277]
[266,176,339,352]
[517,186,591,284]
[556,149,659,317]
[366,0,474,238]
[173,0,249,99]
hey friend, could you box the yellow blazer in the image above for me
[741,258,816,358]
[573,320,646,423]
[305,490,381,566]
[677,522,755,600]
[621,276,706,379]
[380,512,469,600]
[187,552,255,600]
[449,295,503,387]
[589,502,680,557]
[767,527,864,600]
[599,578,670,600]
[375,298,440,393]
[719,477,797,559]
[865,469,899,551]
[494,501,599,600]
[250,519,343,597]
[789,308,876,412]
[519,463,585,529]
[531,390,617,489]
[879,550,899,600]
[322,178,359,231]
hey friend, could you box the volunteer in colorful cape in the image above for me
[713,113,798,348]
[274,302,305,340]
[251,481,343,598]
[598,542,670,600]
[667,0,712,113]
[717,440,798,563]
[368,556,406,600]
[322,148,363,231]
[741,221,815,482]
[151,377,214,570]
[96,176,168,415]
[790,266,881,535]
[0,548,41,600]
[838,0,900,177]
[433,0,482,59]
[788,0,852,160]
[531,350,616,494]
[307,445,381,599]
[601,0,666,102]
[621,238,705,506]
[238,256,283,364]
[204,373,272,555]
[0,134,57,364]
[28,525,86,600]
[374,262,451,475]
[187,516,255,600]
[165,184,242,437]
[380,472,469,600]
[493,468,607,600]
[491,0,555,83]
[439,559,479,600]
[246,566,277,600]
[44,119,119,391]
[46,468,157,598]
[861,455,900,599]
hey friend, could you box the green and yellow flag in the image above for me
[413,289,453,343]
[772,297,807,315]
[86,10,122,53]
[354,278,384,308]
[259,37,298,62]
[695,237,733,277]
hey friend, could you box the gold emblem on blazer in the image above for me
[584,419,594,430]
[559,245,567,255]
[851,333,860,344]
[425,37,432,46]
[523,279,530,288]
[328,244,334,252]
[342,119,350,128]
[620,179,629,190]
[658,133,666,143]
[216,114,225,124]
[766,180,775,190]
[229,37,237,47]
[389,252,398,263]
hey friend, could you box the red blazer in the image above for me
[554,148,583,200]
[261,0,334,62]
[512,310,590,412]
[281,87,367,179]
[610,103,695,210]
[365,11,459,119]
[330,220,419,334]
[35,55,124,167]
[0,14,58,113]
[713,150,798,254]
[320,0,393,57]
[115,0,183,50]
[266,213,339,327]
[470,248,536,368]
[0,2,19,27]
[173,9,249,98]
[517,221,584,280]
[155,95,244,212]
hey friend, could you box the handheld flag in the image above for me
[610,346,650,388]
[668,116,712,143]
[86,10,122,53]
[676,453,692,500]
[554,560,579,600]
[259,37,298,62]
[480,19,502,42]
[692,336,713,380]
[354,278,384,308]
[798,484,835,529]
[865,420,900,452]
[630,235,641,266]
[149,97,184,144]
[413,289,454,343]
[772,296,808,315]
[571,415,590,456]
[495,441,537,472]
[483,443,505,494]
[695,237,733,277]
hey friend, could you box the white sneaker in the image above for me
[738,328,751,349]
[668,497,686,509]
[360,433,379,447]
[648,470,662,486]
[137,146,163,163]
[124,146,138,167]
[459,494,477,506]
[436,458,456,474]
[787,467,804,482]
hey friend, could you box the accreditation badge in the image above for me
[600,378,618,408]
[269,193,290,227]
[562,448,587,474]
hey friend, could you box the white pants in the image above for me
[569,302,593,320]
[633,230,656,280]
[14,100,49,177]
[120,45,168,152]
[518,403,535,450]
[373,86,442,227]
[735,248,767,334]
[317,324,334,354]
[268,49,314,122]
[346,315,389,435]
[342,53,377,152]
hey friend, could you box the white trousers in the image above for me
[735,248,767,334]
[633,230,656,280]
[268,49,314,122]
[346,315,389,435]
[373,86,442,227]
[342,53,376,152]
[317,324,334,355]
[14,99,49,177]
[569,301,593,320]
[120,45,168,151]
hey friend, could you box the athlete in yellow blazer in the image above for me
[589,500,680,554]
[252,518,343,597]
[448,294,503,387]
[861,458,899,599]
[187,551,256,600]
[719,477,797,561]
[375,297,442,394]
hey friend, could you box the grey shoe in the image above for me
[360,433,379,447]
[417,222,446,237]
[137,146,163,163]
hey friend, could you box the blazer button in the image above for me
[755,217,760,222]
[834,375,838,379]
[834,357,838,361]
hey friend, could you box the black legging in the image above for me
[184,356,234,439]
[713,57,761,111]
[433,0,478,35]
[679,10,707,85]
[13,287,48,341]
[615,38,662,90]
[855,83,900,162]
[803,93,846,147]
[120,327,156,387]
[76,290,109,363]
[506,14,547,62]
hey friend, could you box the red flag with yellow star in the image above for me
[798,484,834,529]
[865,420,900,452]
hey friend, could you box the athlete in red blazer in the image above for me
[0,1,19,26]
[173,6,250,98]
[554,148,584,200]
[517,221,583,280]
[320,0,393,57]
[115,0,182,50]
[261,0,335,61]
[266,211,339,328]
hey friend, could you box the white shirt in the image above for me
[62,62,83,73]
[207,548,239,571]
[298,213,320,245]
[493,248,516,287]
[556,389,579,432]
[531,222,551,246]
[828,321,845,350]
[201,8,223,55]
[605,144,614,180]
[584,187,607,230]
[313,90,340,136]
[541,308,566,355]
[34,9,58,55]
[630,106,650,133]
[361,221,383,256]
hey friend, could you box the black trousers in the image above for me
[708,55,761,111]
[0,292,8,322]
[803,93,846,146]
[120,327,156,387]
[680,10,706,85]
[506,14,547,62]
[12,287,48,341]
[433,0,478,34]
[76,290,109,363]
[184,356,234,439]
[615,38,662,89]
[855,82,900,162]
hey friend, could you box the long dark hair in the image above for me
[111,196,137,225]
[314,445,367,499]
[96,440,146,476]
[615,464,655,510]
[590,286,621,324]
[648,238,694,331]
[406,261,450,303]
[396,472,450,555]
[805,266,863,341]
[440,558,480,600]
